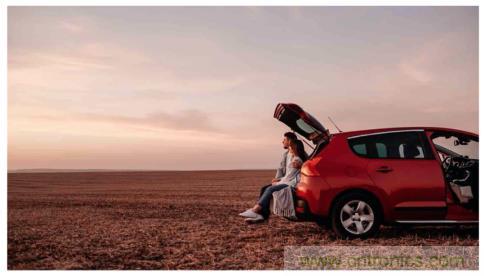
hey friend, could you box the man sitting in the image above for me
[239,133,307,222]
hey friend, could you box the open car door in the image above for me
[274,103,328,140]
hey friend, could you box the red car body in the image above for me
[274,103,478,237]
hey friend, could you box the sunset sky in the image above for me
[8,6,478,170]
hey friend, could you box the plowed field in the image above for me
[8,171,478,269]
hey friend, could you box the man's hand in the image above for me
[271,178,280,184]
[291,160,302,169]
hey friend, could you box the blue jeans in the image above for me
[258,183,288,217]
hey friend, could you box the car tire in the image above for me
[331,192,381,239]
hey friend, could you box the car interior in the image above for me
[431,132,479,211]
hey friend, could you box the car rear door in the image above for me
[274,103,328,140]
[348,130,447,221]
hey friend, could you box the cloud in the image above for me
[397,33,475,85]
[9,38,248,95]
[9,41,149,71]
[77,110,218,132]
[59,20,86,33]
[13,109,219,133]
[399,61,432,84]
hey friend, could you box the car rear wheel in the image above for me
[331,193,381,239]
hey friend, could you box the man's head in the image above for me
[282,132,297,149]
[308,129,330,145]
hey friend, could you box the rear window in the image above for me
[296,118,320,135]
[347,131,434,159]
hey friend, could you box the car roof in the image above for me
[335,126,478,139]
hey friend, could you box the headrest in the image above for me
[403,144,420,158]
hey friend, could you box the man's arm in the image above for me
[274,151,287,179]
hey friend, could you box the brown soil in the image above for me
[8,171,478,269]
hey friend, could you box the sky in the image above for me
[8,6,478,170]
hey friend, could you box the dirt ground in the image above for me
[8,170,478,269]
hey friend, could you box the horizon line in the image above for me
[8,168,276,173]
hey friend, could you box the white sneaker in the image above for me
[238,209,260,218]
[245,214,265,223]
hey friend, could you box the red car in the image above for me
[274,103,479,238]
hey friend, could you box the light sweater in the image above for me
[275,153,302,187]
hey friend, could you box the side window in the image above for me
[348,137,373,158]
[375,143,387,158]
[348,131,433,159]
[398,144,424,158]
[352,144,367,155]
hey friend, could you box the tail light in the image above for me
[301,160,320,176]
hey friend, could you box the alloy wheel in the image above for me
[339,200,375,235]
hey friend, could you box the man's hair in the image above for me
[284,132,297,142]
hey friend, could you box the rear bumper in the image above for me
[295,175,333,217]
[294,195,326,222]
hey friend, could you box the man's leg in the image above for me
[259,184,272,219]
[257,184,288,219]
[259,184,272,197]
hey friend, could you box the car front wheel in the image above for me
[331,193,381,239]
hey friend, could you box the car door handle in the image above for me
[376,166,393,173]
